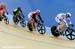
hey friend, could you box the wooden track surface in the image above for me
[0,22,75,49]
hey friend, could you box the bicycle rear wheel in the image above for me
[51,26,60,37]
[13,15,19,25]
[27,21,33,31]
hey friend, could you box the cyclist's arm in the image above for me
[38,15,43,23]
[55,17,61,23]
[67,18,72,25]
[63,19,68,27]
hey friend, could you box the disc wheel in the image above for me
[27,21,33,31]
[51,26,60,37]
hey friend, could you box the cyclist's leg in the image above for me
[29,16,35,30]
[57,22,65,33]
[19,12,22,20]
[16,12,20,20]
[21,12,25,18]
[15,12,21,21]
[32,15,38,23]
[30,20,35,30]
[38,15,43,23]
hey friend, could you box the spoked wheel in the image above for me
[65,29,75,40]
[51,26,60,37]
[20,20,26,27]
[27,21,33,31]
[4,17,9,24]
[37,23,46,34]
[13,15,19,25]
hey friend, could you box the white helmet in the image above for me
[66,12,71,17]
[36,9,40,13]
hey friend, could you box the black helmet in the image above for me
[17,7,21,10]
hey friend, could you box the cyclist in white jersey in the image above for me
[55,12,73,33]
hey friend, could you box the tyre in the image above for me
[4,17,9,24]
[27,21,33,31]
[13,15,18,25]
[37,24,46,34]
[65,29,75,40]
[0,16,3,21]
[51,26,60,37]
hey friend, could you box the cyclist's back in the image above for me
[13,7,24,20]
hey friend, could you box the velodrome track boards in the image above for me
[0,22,75,49]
